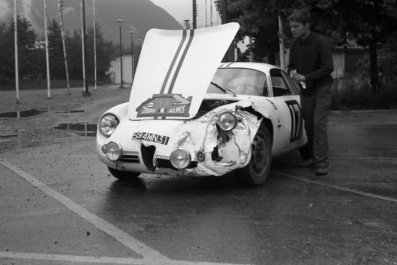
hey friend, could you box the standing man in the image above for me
[287,8,334,175]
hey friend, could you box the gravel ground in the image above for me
[0,85,130,153]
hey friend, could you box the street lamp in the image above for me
[129,30,135,84]
[81,0,91,96]
[117,19,124,89]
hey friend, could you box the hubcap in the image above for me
[251,133,268,174]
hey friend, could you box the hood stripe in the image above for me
[159,30,188,95]
[167,29,195,94]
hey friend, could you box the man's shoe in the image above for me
[300,159,314,167]
[315,167,328,175]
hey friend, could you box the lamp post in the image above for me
[129,30,135,84]
[93,0,97,90]
[81,0,90,96]
[14,0,20,104]
[117,19,124,89]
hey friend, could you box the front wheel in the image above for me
[108,167,140,181]
[241,125,272,187]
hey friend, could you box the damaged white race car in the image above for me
[96,22,306,186]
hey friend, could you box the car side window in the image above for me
[270,69,293,97]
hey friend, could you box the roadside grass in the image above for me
[332,79,397,110]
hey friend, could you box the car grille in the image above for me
[120,152,140,163]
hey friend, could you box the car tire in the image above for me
[108,167,140,180]
[242,124,272,187]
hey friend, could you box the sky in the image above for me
[150,0,221,28]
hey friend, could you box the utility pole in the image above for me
[44,0,51,98]
[210,0,213,27]
[221,0,227,24]
[14,0,20,104]
[129,30,135,84]
[278,14,285,70]
[93,0,97,90]
[192,0,197,29]
[81,0,91,97]
[205,0,207,27]
[57,0,71,95]
[117,19,124,89]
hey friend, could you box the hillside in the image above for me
[0,0,182,43]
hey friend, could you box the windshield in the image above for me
[207,68,268,96]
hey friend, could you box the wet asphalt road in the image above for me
[0,107,396,265]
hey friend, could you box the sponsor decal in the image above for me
[132,132,170,145]
[136,94,192,118]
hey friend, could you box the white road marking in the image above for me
[275,171,397,203]
[0,158,251,265]
[329,155,397,161]
[0,251,144,264]
[0,158,170,263]
[0,251,250,265]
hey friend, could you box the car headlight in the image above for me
[217,112,237,131]
[170,149,191,170]
[105,142,122,161]
[99,114,119,137]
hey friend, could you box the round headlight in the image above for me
[218,112,237,131]
[170,149,191,170]
[106,142,122,161]
[99,114,119,137]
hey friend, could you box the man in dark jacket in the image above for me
[287,8,334,175]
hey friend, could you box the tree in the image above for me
[216,0,397,94]
[48,19,65,79]
[86,25,115,82]
[66,26,115,83]
[0,16,37,84]
[327,0,397,94]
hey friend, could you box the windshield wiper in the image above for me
[210,82,236,96]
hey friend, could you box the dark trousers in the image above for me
[300,85,332,168]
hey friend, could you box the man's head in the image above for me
[288,8,311,40]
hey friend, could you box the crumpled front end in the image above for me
[178,101,262,176]
[97,101,263,177]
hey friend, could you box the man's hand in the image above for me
[293,73,306,82]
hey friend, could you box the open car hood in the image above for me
[128,23,239,120]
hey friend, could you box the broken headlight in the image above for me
[217,112,237,131]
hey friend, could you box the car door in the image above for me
[269,68,304,155]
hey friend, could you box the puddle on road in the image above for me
[56,109,85,114]
[0,109,85,118]
[0,108,48,118]
[54,123,97,137]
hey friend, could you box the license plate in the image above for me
[132,132,170,145]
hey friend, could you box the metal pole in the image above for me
[93,0,97,90]
[192,0,197,29]
[14,0,20,104]
[210,0,213,27]
[129,30,134,84]
[57,0,70,95]
[81,0,90,96]
[117,19,124,88]
[221,0,227,24]
[205,0,207,28]
[44,0,51,98]
[278,15,285,70]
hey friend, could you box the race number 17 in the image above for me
[285,100,302,143]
